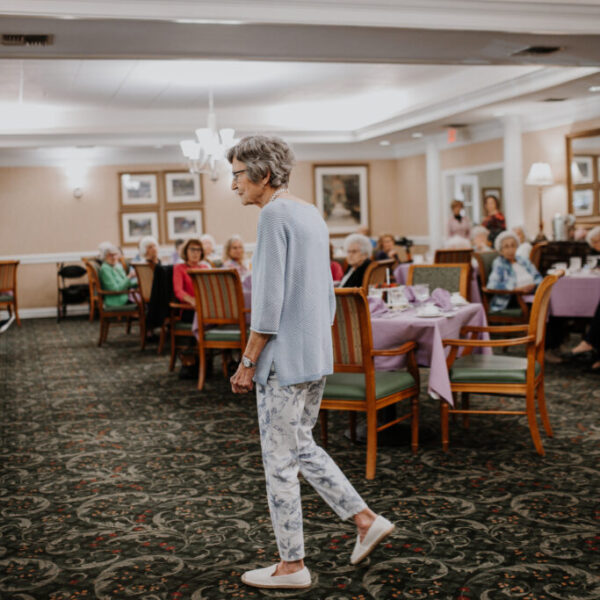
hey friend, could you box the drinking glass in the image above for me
[368,286,383,299]
[413,283,430,303]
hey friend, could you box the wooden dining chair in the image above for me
[84,260,141,346]
[167,301,196,371]
[0,260,21,327]
[321,288,420,480]
[362,258,396,292]
[189,268,250,390]
[132,262,155,350]
[474,251,530,325]
[82,256,101,321]
[434,248,473,265]
[407,263,470,298]
[441,271,563,455]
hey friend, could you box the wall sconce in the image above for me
[65,160,89,199]
[525,162,554,242]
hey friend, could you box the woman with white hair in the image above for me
[200,233,221,266]
[586,226,600,255]
[138,235,160,266]
[223,235,249,279]
[340,233,373,287]
[487,230,542,313]
[98,244,137,308]
[512,225,533,261]
[471,225,492,252]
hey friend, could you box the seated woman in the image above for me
[512,225,532,261]
[487,231,542,313]
[586,226,600,256]
[340,233,372,288]
[330,243,343,282]
[374,233,402,261]
[200,233,222,266]
[482,194,506,244]
[223,235,250,279]
[173,238,211,310]
[98,245,137,308]
[471,225,492,253]
[138,235,160,266]
[446,199,471,240]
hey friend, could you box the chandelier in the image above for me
[180,91,237,182]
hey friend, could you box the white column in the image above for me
[426,140,443,252]
[502,116,524,227]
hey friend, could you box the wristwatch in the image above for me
[242,355,257,369]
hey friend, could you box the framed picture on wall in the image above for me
[314,165,368,234]
[572,156,594,184]
[165,171,202,203]
[573,189,594,216]
[120,211,159,245]
[166,209,203,242]
[119,172,159,206]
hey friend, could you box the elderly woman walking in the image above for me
[228,136,393,590]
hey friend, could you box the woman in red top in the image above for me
[329,243,344,282]
[482,194,506,244]
[173,238,210,306]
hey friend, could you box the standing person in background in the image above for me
[228,135,393,590]
[446,199,471,241]
[223,235,250,279]
[482,194,506,244]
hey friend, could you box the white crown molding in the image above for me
[3,0,600,34]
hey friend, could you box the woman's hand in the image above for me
[183,294,195,306]
[517,284,535,293]
[231,363,255,394]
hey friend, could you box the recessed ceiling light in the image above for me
[589,86,600,93]
[379,140,391,146]
[411,132,423,139]
[174,18,244,25]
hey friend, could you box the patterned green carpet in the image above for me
[1,317,599,600]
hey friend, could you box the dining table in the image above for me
[393,262,482,304]
[546,271,600,318]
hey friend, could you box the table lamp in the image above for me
[525,162,554,242]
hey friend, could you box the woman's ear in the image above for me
[262,170,271,187]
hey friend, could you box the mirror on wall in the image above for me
[566,128,600,225]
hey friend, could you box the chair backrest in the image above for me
[473,251,499,288]
[189,268,245,326]
[331,288,373,373]
[534,241,589,276]
[434,248,473,264]
[528,271,563,349]
[0,260,19,293]
[362,259,396,291]
[407,264,469,297]
[529,242,547,270]
[132,262,155,303]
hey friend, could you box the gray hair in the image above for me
[470,225,489,240]
[138,235,158,259]
[227,135,295,187]
[511,224,528,240]
[99,243,119,261]
[494,230,520,253]
[200,233,216,246]
[586,225,600,247]
[223,234,244,262]
[344,233,373,257]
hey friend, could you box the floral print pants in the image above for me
[256,372,367,561]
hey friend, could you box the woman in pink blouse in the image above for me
[446,199,471,240]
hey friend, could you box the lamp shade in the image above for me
[525,162,554,186]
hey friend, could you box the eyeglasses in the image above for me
[188,246,203,252]
[232,169,247,182]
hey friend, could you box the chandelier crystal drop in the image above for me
[179,90,237,182]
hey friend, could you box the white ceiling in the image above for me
[0,1,599,164]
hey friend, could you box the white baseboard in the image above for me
[1,305,90,320]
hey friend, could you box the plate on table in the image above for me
[416,309,443,318]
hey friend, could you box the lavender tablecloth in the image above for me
[393,262,482,304]
[547,274,600,317]
[371,303,490,405]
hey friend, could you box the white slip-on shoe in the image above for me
[350,515,395,565]
[241,564,311,589]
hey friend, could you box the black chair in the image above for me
[57,263,89,321]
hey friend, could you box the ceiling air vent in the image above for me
[1,34,54,47]
[512,45,562,57]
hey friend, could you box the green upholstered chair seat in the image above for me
[174,321,193,331]
[449,354,540,384]
[103,303,138,313]
[490,307,523,318]
[323,371,416,401]
[204,327,248,342]
[0,294,14,303]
